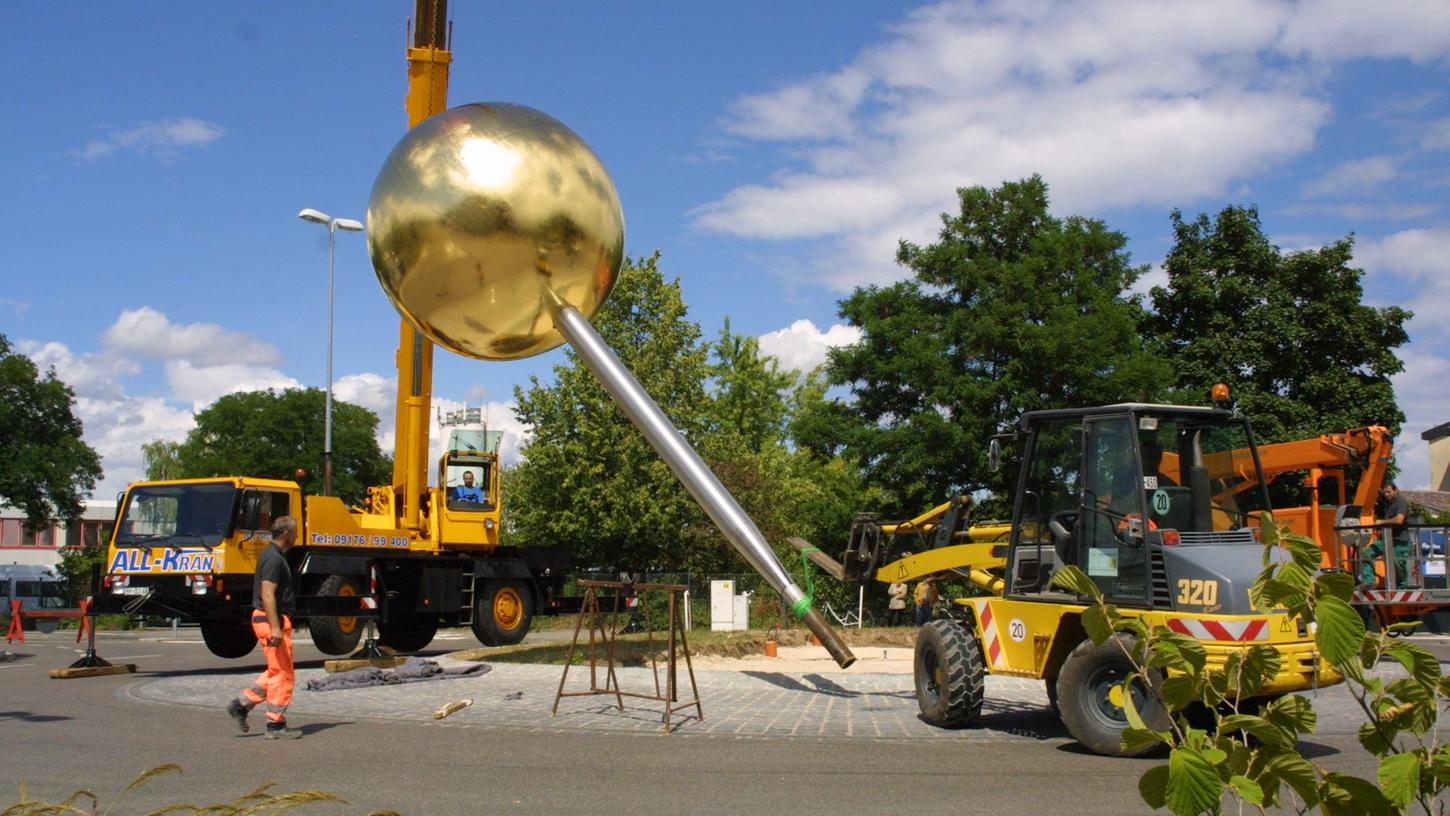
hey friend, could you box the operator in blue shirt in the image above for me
[451,470,484,503]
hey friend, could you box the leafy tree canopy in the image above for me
[1148,205,1410,443]
[170,388,390,505]
[806,176,1169,514]
[0,333,102,525]
[704,318,795,455]
[509,253,712,572]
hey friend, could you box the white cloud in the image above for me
[1422,117,1450,150]
[757,319,863,373]
[163,360,298,409]
[75,117,225,161]
[1356,227,1450,282]
[77,395,196,498]
[693,0,1450,290]
[103,306,282,366]
[1280,0,1450,62]
[16,340,140,401]
[1354,228,1450,339]
[727,67,872,141]
[1281,202,1436,220]
[1129,263,1169,301]
[12,338,196,498]
[1390,347,1450,491]
[1301,155,1402,199]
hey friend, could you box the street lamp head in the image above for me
[334,218,364,232]
[299,207,331,224]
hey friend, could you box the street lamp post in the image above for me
[298,208,364,497]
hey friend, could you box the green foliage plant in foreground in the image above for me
[1052,518,1449,815]
[3,764,400,816]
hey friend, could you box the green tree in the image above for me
[508,254,712,571]
[174,388,390,504]
[809,176,1169,514]
[1148,206,1410,444]
[704,318,796,454]
[141,439,183,481]
[0,334,102,526]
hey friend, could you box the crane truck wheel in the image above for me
[913,619,985,726]
[378,614,439,653]
[200,619,257,659]
[308,574,366,655]
[471,579,533,646]
[1056,635,1170,757]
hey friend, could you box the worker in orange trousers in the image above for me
[227,516,302,739]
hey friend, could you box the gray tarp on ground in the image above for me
[304,657,491,692]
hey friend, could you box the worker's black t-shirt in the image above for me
[1383,494,1411,541]
[252,542,296,616]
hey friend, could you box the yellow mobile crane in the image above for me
[800,400,1342,756]
[101,1,569,658]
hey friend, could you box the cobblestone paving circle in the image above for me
[127,655,1386,744]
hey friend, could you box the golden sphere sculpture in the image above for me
[366,102,625,360]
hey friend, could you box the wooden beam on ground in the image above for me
[324,656,407,673]
[433,698,472,719]
[49,663,136,679]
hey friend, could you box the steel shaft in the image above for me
[552,304,856,668]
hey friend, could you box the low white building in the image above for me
[0,501,117,570]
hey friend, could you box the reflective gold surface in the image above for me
[367,103,625,360]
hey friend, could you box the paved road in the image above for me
[0,626,1400,815]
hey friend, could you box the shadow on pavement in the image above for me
[0,710,74,723]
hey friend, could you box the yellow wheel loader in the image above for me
[799,401,1341,756]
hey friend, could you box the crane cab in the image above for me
[432,424,503,549]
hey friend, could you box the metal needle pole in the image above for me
[551,302,856,668]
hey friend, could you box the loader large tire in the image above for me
[1056,635,1170,757]
[914,619,985,727]
[471,579,533,647]
[378,613,439,653]
[200,620,257,659]
[308,574,365,656]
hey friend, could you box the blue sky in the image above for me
[3,1,1448,497]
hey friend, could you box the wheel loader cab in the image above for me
[1006,405,1273,612]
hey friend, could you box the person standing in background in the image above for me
[913,577,939,626]
[887,581,908,626]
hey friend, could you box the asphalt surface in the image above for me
[0,625,1413,815]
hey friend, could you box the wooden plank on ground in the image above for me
[49,664,137,679]
[433,699,472,719]
[323,656,407,673]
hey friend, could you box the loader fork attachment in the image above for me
[842,514,883,581]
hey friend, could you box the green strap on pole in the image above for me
[793,546,819,619]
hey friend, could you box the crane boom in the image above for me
[391,0,451,529]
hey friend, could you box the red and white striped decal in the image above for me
[1166,617,1268,642]
[1353,589,1425,604]
[972,600,1007,668]
[361,565,379,610]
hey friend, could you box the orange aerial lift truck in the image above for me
[799,398,1341,755]
[1241,426,1449,629]
[99,2,571,659]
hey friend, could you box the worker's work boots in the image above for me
[265,723,303,740]
[226,699,249,734]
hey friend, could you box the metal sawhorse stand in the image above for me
[552,579,702,733]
